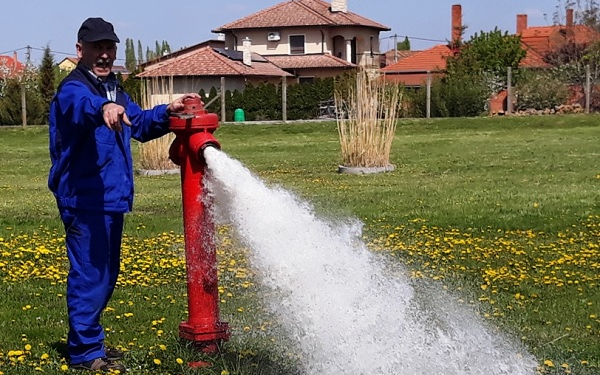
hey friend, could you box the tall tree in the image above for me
[446,27,526,93]
[397,36,410,51]
[125,38,136,72]
[137,40,144,64]
[38,45,55,122]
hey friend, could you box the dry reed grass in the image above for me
[335,69,401,168]
[138,77,177,171]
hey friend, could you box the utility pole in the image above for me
[393,34,398,63]
[21,45,32,128]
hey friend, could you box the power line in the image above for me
[380,34,447,43]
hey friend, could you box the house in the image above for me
[380,4,462,87]
[58,57,130,78]
[211,0,390,81]
[0,52,25,79]
[379,49,418,69]
[381,45,454,87]
[136,43,292,106]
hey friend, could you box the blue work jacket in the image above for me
[48,63,171,213]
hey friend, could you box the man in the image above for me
[48,17,198,372]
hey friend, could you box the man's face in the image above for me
[76,40,117,79]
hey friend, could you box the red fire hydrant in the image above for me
[168,97,230,357]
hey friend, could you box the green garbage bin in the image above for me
[234,108,245,122]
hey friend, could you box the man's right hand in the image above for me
[102,102,132,132]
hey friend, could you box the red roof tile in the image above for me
[137,46,292,78]
[381,45,453,73]
[213,0,389,31]
[0,54,25,79]
[519,46,550,68]
[265,53,354,69]
[520,25,600,56]
[381,49,419,67]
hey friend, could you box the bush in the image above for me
[407,73,488,118]
[515,69,568,111]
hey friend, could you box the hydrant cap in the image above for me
[183,97,204,115]
[169,97,219,132]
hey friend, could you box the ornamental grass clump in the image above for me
[335,69,402,169]
[138,77,177,171]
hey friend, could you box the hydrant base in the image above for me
[179,321,230,346]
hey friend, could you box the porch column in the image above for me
[345,39,352,63]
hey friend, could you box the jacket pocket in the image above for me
[95,125,117,145]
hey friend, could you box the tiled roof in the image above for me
[265,53,354,69]
[519,46,550,68]
[383,72,445,87]
[213,0,389,31]
[381,45,453,73]
[520,25,600,56]
[137,46,292,78]
[138,40,225,69]
[0,54,25,79]
[381,49,419,67]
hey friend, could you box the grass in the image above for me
[0,115,599,374]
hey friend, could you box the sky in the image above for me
[0,0,567,66]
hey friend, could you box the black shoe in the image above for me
[105,347,124,361]
[70,357,127,372]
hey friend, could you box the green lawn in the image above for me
[0,115,599,374]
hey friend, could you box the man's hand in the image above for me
[167,93,202,114]
[102,102,131,132]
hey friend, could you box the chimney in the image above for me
[516,14,528,34]
[13,51,18,62]
[566,8,574,27]
[242,37,252,66]
[451,4,462,45]
[331,0,347,13]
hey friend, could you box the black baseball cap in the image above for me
[77,17,120,43]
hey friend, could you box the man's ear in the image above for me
[76,43,83,59]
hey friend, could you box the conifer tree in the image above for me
[38,45,55,122]
[137,40,144,64]
[125,38,136,72]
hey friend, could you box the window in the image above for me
[289,35,305,55]
[298,76,314,84]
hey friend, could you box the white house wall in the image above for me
[228,26,381,67]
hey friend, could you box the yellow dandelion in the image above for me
[544,359,554,367]
[24,344,32,351]
[221,371,230,375]
[41,353,50,360]
[153,358,161,365]
[176,358,184,365]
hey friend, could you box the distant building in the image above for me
[57,57,130,79]
[0,52,25,79]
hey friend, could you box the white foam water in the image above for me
[203,147,537,375]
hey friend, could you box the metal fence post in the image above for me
[507,67,513,115]
[220,77,226,122]
[586,64,591,114]
[426,71,431,119]
[282,76,287,123]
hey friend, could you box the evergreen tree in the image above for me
[38,45,55,122]
[137,40,144,64]
[146,47,155,62]
[125,38,136,72]
[161,40,171,55]
[0,78,45,125]
[397,36,411,51]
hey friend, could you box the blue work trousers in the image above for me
[59,208,123,364]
